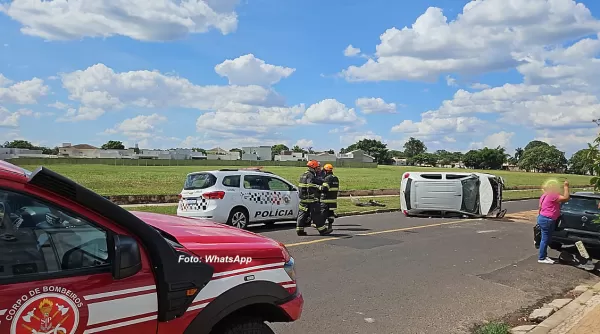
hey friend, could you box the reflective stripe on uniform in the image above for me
[299,204,308,211]
[298,183,321,188]
[322,183,330,188]
[317,225,328,231]
[321,199,337,204]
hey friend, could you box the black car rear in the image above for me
[553,194,600,247]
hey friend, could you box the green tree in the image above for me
[569,148,595,175]
[271,144,289,159]
[292,145,306,153]
[101,140,125,150]
[389,150,405,158]
[519,145,567,172]
[342,139,391,164]
[463,150,483,169]
[326,149,335,154]
[524,140,549,151]
[514,147,524,162]
[192,148,206,154]
[435,150,453,166]
[230,148,243,153]
[403,137,427,158]
[478,147,507,170]
[412,152,438,166]
[3,140,35,149]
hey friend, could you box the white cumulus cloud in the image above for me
[0,74,49,104]
[302,99,363,124]
[104,113,168,140]
[341,0,600,82]
[343,45,361,57]
[0,0,241,41]
[214,54,296,86]
[355,97,397,114]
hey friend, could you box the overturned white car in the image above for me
[400,172,507,218]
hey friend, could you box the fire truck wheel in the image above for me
[222,319,275,334]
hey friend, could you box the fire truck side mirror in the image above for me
[112,235,142,280]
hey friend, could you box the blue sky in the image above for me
[1,0,600,156]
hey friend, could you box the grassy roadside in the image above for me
[126,196,402,215]
[474,322,511,334]
[16,163,593,196]
[125,189,591,215]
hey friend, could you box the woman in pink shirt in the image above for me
[537,179,570,264]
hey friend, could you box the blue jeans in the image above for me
[537,215,555,260]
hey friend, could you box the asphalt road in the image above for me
[246,200,600,334]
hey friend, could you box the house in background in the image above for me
[306,152,337,164]
[392,157,407,166]
[337,149,375,163]
[241,146,272,161]
[206,147,240,160]
[274,151,305,161]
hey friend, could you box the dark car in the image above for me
[551,192,600,250]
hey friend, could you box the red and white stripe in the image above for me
[82,262,292,332]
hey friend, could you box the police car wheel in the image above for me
[221,319,274,334]
[227,208,249,229]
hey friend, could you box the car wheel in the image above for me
[221,318,275,334]
[227,208,249,229]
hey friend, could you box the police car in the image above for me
[177,169,300,229]
[0,161,303,334]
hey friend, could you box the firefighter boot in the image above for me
[296,227,307,236]
[317,224,333,236]
[327,217,334,230]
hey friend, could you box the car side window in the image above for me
[421,174,442,179]
[268,177,293,191]
[222,175,241,188]
[243,175,270,190]
[0,189,110,281]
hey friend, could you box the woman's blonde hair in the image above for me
[542,178,559,191]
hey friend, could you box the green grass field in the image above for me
[15,163,594,196]
[125,188,590,216]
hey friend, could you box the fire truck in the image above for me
[0,160,302,334]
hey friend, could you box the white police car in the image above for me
[177,168,300,229]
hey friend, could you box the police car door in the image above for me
[0,186,158,334]
[241,175,273,222]
[266,177,297,221]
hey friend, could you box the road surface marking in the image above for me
[356,219,476,236]
[285,219,477,247]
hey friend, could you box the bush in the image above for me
[475,322,510,334]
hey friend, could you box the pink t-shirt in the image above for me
[539,193,561,220]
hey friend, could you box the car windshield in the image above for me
[461,178,480,214]
[562,197,600,213]
[184,173,217,190]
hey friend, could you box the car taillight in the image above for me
[203,191,225,200]
[403,173,410,179]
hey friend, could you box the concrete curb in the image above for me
[526,281,600,334]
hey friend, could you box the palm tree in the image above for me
[514,147,524,162]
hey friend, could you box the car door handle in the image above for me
[584,211,598,214]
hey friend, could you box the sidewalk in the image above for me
[525,281,600,334]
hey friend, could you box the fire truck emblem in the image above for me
[10,293,79,334]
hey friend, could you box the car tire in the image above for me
[222,318,275,334]
[227,208,249,230]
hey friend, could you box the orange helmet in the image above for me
[323,164,333,171]
[307,160,320,169]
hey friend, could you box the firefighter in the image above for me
[320,164,339,230]
[296,160,332,236]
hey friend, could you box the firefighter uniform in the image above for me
[296,162,331,236]
[320,168,339,229]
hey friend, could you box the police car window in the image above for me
[243,175,270,190]
[184,173,217,190]
[222,175,241,188]
[0,189,109,280]
[268,178,292,191]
